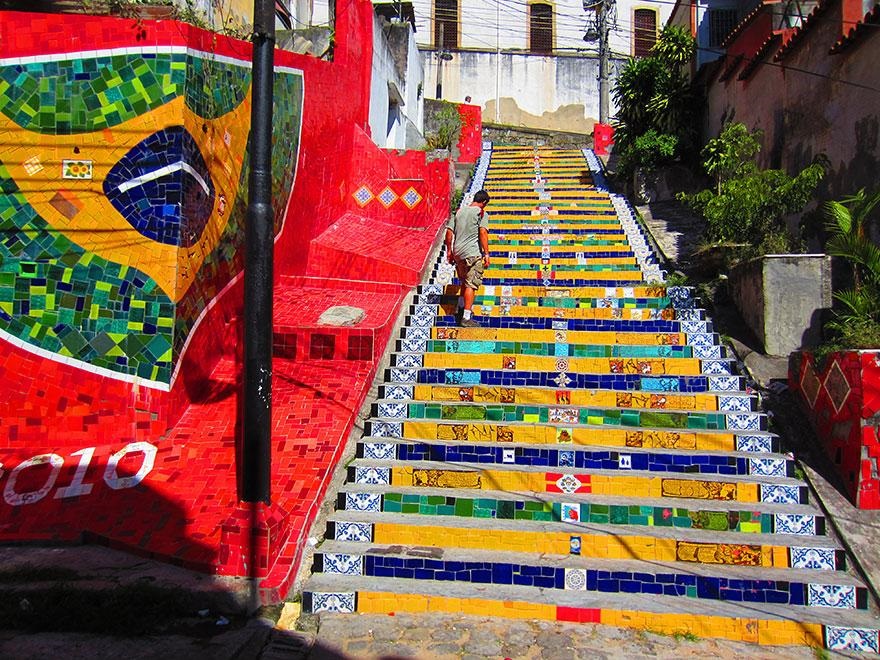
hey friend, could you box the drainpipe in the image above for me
[495,0,500,123]
[242,0,275,504]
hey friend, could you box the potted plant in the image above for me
[789,188,880,508]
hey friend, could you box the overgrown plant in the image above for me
[822,188,880,349]
[679,122,825,256]
[424,101,462,151]
[612,26,699,177]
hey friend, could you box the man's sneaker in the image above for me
[459,317,481,328]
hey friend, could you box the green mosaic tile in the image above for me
[454,499,474,516]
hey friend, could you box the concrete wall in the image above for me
[705,0,880,201]
[409,0,669,131]
[369,15,425,149]
[729,255,832,356]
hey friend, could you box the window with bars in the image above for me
[709,8,739,47]
[633,8,658,57]
[530,3,554,54]
[434,0,458,50]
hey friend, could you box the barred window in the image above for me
[530,3,554,54]
[633,8,658,57]
[709,8,739,47]
[435,0,458,50]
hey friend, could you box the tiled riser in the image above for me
[333,498,826,536]
[303,146,878,653]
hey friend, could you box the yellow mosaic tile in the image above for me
[413,386,721,412]
[430,327,687,346]
[420,354,702,376]
[402,421,737,453]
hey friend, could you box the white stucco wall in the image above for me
[410,0,671,131]
[369,14,426,149]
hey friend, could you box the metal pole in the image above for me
[242,0,275,504]
[436,23,445,99]
[598,0,609,124]
[495,0,500,123]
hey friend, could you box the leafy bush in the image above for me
[679,122,824,253]
[424,101,462,151]
[622,130,678,174]
[821,188,880,349]
[612,26,699,177]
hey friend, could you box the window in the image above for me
[633,8,658,57]
[709,8,738,47]
[434,0,458,50]
[530,3,554,54]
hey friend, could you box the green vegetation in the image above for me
[425,101,463,151]
[612,26,699,177]
[820,188,880,351]
[679,122,825,259]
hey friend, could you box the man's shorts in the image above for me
[456,255,485,290]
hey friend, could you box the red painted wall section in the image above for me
[726,10,773,59]
[457,104,483,164]
[0,1,451,601]
[790,350,880,509]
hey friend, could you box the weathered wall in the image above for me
[705,0,880,200]
[729,255,832,356]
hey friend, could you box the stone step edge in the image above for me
[299,575,880,653]
[324,510,843,553]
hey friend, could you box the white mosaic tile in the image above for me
[394,354,423,369]
[354,467,390,485]
[718,396,753,413]
[400,337,426,353]
[807,584,856,609]
[322,553,364,575]
[383,385,413,400]
[708,376,743,392]
[761,484,802,505]
[676,308,702,322]
[826,626,879,653]
[693,344,724,360]
[310,592,356,613]
[688,333,717,349]
[701,360,732,375]
[749,457,787,477]
[774,513,817,536]
[556,474,582,494]
[377,402,407,418]
[564,568,587,590]
[345,492,381,512]
[791,547,837,571]
[370,421,402,438]
[681,320,710,334]
[736,435,773,453]
[404,327,429,340]
[363,442,396,460]
[389,368,417,382]
[727,413,762,431]
[334,521,372,542]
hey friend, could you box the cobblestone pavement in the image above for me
[267,612,842,659]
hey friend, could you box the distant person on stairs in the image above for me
[445,189,491,327]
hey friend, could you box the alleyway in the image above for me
[297,146,879,654]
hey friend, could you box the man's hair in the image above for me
[473,190,490,204]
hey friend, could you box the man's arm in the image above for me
[479,227,490,267]
[445,227,455,263]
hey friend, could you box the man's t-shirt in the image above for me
[446,205,489,260]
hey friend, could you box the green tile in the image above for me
[610,505,629,525]
[454,499,474,517]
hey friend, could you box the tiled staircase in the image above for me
[301,145,880,653]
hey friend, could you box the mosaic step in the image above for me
[324,512,846,571]
[393,351,733,378]
[351,440,792,479]
[308,544,869,610]
[302,575,880,653]
[385,387,766,422]
[344,459,810,505]
[361,425,771,454]
[304,145,878,652]
[334,486,828,536]
[372,399,763,431]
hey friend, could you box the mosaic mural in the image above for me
[0,48,303,387]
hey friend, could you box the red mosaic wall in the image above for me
[790,350,880,508]
[0,4,450,600]
[457,103,483,164]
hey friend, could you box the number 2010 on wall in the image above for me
[0,442,157,507]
